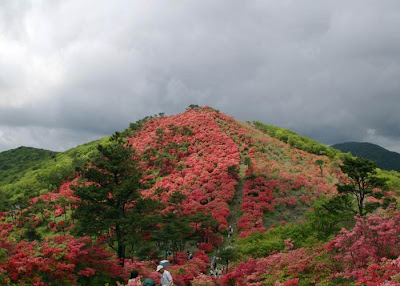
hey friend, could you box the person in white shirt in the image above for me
[156,265,173,286]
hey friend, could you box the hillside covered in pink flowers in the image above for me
[0,106,399,285]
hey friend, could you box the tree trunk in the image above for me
[116,223,125,267]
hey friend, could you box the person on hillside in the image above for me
[116,271,142,286]
[156,265,173,286]
[142,278,156,286]
[127,271,142,286]
[210,269,214,277]
[215,268,219,278]
[186,250,193,260]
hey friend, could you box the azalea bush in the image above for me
[328,210,400,284]
[0,234,122,285]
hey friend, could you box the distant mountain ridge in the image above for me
[0,146,58,186]
[332,142,400,172]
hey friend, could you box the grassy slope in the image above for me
[253,121,338,158]
[1,137,110,201]
[0,146,58,186]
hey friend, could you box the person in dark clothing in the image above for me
[142,278,156,286]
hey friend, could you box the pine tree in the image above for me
[72,132,149,266]
[337,157,387,216]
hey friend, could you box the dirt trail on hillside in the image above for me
[209,160,245,275]
[216,160,246,252]
[228,162,246,238]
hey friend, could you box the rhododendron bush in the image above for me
[219,247,328,285]
[19,180,79,234]
[192,274,217,286]
[0,234,122,285]
[223,211,400,285]
[328,210,400,285]
[238,177,274,237]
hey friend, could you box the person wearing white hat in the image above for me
[156,265,173,286]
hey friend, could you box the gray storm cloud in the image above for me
[0,0,400,152]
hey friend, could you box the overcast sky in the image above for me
[1,0,400,153]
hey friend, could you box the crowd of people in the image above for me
[209,255,225,278]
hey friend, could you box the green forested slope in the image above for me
[0,137,110,207]
[0,146,58,186]
[332,142,400,172]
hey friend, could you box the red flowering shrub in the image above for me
[199,242,214,253]
[175,251,187,265]
[167,256,209,285]
[0,235,122,285]
[238,177,274,237]
[192,274,217,286]
[219,247,325,285]
[193,251,210,265]
[328,211,400,284]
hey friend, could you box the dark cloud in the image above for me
[1,0,400,152]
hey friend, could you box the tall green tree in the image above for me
[189,212,219,243]
[337,157,387,216]
[72,132,152,266]
[154,212,193,262]
[219,246,238,271]
[307,195,355,240]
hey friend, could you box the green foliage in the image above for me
[377,169,400,193]
[188,212,219,244]
[72,132,157,265]
[0,146,57,186]
[306,195,355,240]
[0,189,11,211]
[0,137,110,210]
[154,212,193,262]
[332,142,400,172]
[21,223,42,242]
[253,121,338,158]
[124,114,165,137]
[236,224,314,259]
[187,104,200,110]
[219,246,238,270]
[227,164,239,177]
[337,157,388,216]
[236,230,285,259]
[237,195,357,260]
[315,159,324,177]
